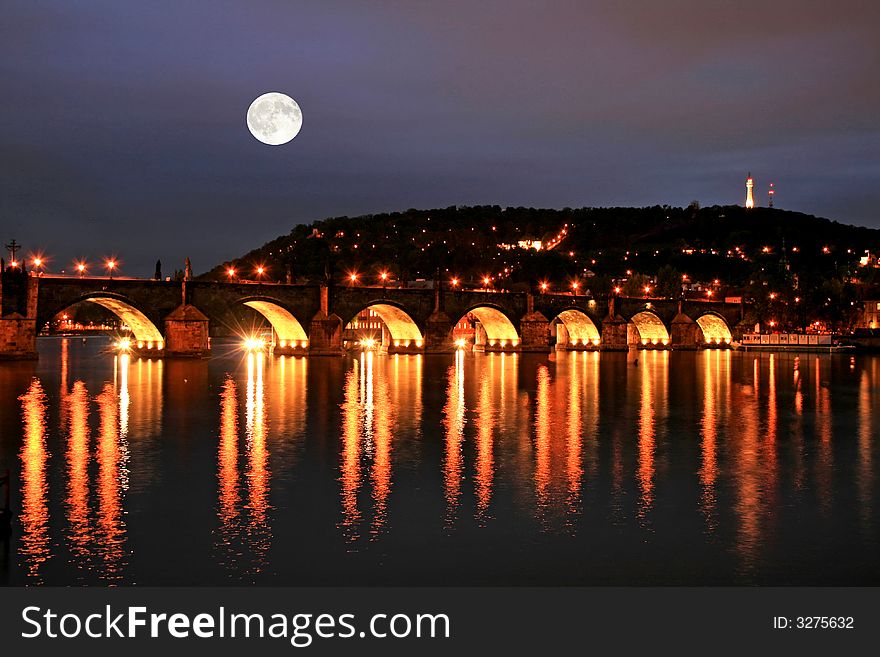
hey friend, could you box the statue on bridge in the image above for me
[184,257,193,281]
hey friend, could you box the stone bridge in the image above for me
[0,267,747,359]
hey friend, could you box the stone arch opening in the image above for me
[453,305,520,351]
[343,302,424,352]
[629,310,669,347]
[242,299,309,349]
[551,309,601,349]
[50,295,165,345]
[695,313,733,345]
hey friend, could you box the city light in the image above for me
[361,337,376,350]
[75,262,87,277]
[349,272,359,284]
[227,267,236,280]
[454,338,467,349]
[644,285,651,295]
[242,337,265,352]
[255,265,265,278]
[105,259,117,279]
[451,277,459,287]
[379,271,389,284]
[115,338,131,352]
[614,286,621,294]
[540,282,549,292]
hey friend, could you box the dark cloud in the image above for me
[1,0,878,274]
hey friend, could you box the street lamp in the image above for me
[644,285,651,297]
[349,272,359,285]
[540,282,549,293]
[76,262,87,278]
[379,271,389,287]
[106,259,117,280]
[482,276,491,290]
[32,257,44,276]
[255,265,265,281]
[571,281,580,296]
[451,277,459,288]
[226,267,236,282]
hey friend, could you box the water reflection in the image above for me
[858,361,875,530]
[244,353,271,571]
[65,380,92,569]
[18,379,50,583]
[699,350,721,530]
[474,359,496,522]
[442,351,465,526]
[5,339,879,586]
[338,352,398,543]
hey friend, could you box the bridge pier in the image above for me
[0,315,37,359]
[424,310,454,353]
[163,304,210,357]
[0,268,38,359]
[519,310,550,352]
[670,312,699,350]
[600,315,628,351]
[308,286,344,355]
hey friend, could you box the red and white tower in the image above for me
[768,182,775,208]
[745,172,755,209]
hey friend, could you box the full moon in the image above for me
[246,92,303,145]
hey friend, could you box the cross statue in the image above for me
[4,239,20,263]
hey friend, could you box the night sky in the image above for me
[2,1,878,275]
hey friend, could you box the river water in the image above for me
[0,337,877,585]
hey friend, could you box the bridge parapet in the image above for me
[0,273,749,359]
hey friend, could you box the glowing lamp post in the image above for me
[106,260,117,280]
[379,271,389,290]
[644,285,651,298]
[451,277,459,289]
[255,265,265,282]
[349,272,359,286]
[540,282,548,294]
[32,257,44,276]
[76,262,87,278]
[571,281,579,296]
[227,267,236,282]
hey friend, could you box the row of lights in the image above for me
[8,256,118,278]
[114,338,165,352]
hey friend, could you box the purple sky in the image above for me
[2,0,878,275]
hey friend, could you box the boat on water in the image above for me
[737,333,855,353]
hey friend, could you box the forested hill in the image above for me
[203,204,880,296]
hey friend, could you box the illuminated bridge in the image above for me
[0,268,746,359]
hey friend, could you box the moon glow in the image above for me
[246,92,303,145]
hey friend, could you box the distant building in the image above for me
[498,237,542,251]
[861,300,880,329]
[745,172,755,209]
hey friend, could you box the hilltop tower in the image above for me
[745,172,755,209]
[768,182,775,208]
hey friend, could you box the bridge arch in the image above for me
[455,304,520,349]
[629,310,669,346]
[551,308,601,348]
[45,292,165,344]
[695,312,733,345]
[241,298,309,345]
[343,301,425,349]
